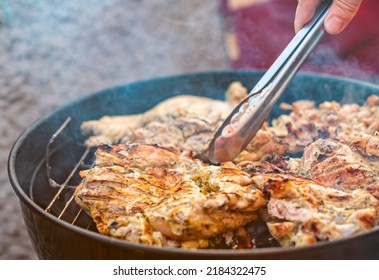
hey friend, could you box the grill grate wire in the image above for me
[30,117,96,228]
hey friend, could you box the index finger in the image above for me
[294,0,322,33]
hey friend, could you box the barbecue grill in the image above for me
[8,70,379,259]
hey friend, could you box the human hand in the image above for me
[294,0,363,35]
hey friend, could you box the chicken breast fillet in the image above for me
[74,143,266,248]
[238,161,379,247]
[82,95,232,150]
[302,138,379,199]
[146,163,265,241]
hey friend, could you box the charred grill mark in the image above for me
[99,143,113,151]
[109,221,119,229]
[310,221,317,232]
[316,153,328,161]
[285,122,293,132]
[263,189,271,199]
[319,143,335,154]
[263,178,288,198]
[327,194,349,201]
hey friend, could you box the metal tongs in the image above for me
[208,0,333,163]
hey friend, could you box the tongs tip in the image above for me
[208,124,246,163]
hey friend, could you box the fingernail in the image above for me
[325,16,344,34]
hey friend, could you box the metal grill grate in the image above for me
[29,117,96,230]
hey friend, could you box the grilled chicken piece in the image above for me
[82,95,231,148]
[75,144,184,246]
[351,133,379,157]
[302,139,379,199]
[239,161,379,247]
[146,162,265,241]
[81,115,142,147]
[74,143,266,248]
[121,114,219,157]
[270,95,379,154]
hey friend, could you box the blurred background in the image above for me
[1,0,378,259]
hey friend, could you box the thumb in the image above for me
[324,0,363,34]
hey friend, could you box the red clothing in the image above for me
[222,0,379,79]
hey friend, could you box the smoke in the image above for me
[304,38,377,80]
[222,0,379,85]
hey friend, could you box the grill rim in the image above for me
[8,69,379,258]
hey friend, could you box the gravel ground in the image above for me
[0,0,228,259]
